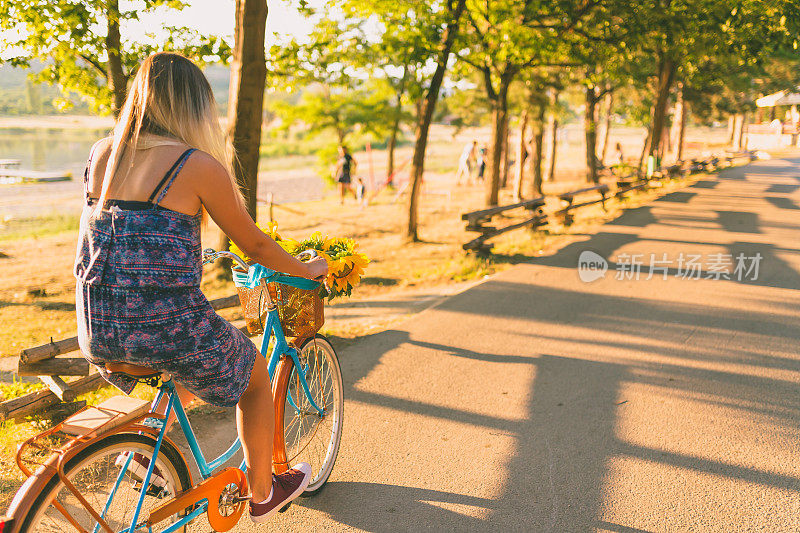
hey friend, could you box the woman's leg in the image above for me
[236,354,274,502]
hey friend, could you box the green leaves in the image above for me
[0,0,232,115]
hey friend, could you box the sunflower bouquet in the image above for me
[230,222,369,301]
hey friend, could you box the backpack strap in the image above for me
[147,148,196,206]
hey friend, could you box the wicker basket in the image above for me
[236,280,324,338]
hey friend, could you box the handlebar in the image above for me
[202,248,319,269]
[202,248,327,291]
[202,248,249,271]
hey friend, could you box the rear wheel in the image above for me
[274,335,344,494]
[19,432,191,533]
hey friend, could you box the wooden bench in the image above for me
[724,149,757,161]
[462,197,546,252]
[664,163,684,178]
[555,184,610,225]
[615,173,649,199]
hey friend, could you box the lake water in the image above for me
[0,127,325,219]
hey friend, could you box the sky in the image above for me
[126,0,317,46]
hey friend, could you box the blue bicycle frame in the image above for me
[102,264,323,533]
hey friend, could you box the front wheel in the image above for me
[274,334,344,494]
[17,432,192,533]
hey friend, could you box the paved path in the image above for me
[186,153,800,532]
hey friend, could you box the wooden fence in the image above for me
[463,151,756,251]
[2,294,243,422]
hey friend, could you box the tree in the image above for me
[406,0,467,242]
[544,84,566,183]
[457,0,597,206]
[268,12,396,178]
[628,0,800,163]
[272,81,394,145]
[342,0,441,185]
[512,73,555,199]
[217,0,268,264]
[0,0,231,116]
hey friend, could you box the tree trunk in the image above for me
[217,0,268,259]
[500,118,510,188]
[659,120,670,161]
[485,73,512,207]
[513,110,529,202]
[584,84,599,183]
[676,99,688,161]
[105,0,127,116]
[727,115,736,144]
[406,0,466,242]
[387,63,408,186]
[531,99,546,197]
[598,89,614,166]
[731,113,744,150]
[739,112,748,150]
[647,55,677,162]
[546,88,559,182]
[638,124,652,172]
[669,83,685,162]
[733,113,748,150]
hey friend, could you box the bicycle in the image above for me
[5,249,344,533]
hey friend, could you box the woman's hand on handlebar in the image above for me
[304,256,329,280]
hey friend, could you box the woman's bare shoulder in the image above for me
[183,150,228,178]
[90,136,114,158]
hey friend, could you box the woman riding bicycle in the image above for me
[74,52,328,522]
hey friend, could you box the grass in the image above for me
[0,378,43,401]
[0,214,80,242]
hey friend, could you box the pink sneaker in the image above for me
[249,463,312,523]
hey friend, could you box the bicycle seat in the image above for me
[105,362,161,379]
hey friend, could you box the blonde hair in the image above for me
[96,52,241,213]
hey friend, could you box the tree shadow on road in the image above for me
[302,156,800,530]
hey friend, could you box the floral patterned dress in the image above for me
[74,147,257,407]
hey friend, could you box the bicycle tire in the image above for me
[17,432,192,533]
[274,334,344,495]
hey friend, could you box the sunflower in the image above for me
[230,222,368,300]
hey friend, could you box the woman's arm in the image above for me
[188,152,328,279]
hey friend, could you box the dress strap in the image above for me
[147,148,196,206]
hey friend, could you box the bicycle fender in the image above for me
[5,457,60,533]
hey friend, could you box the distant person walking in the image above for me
[333,145,357,204]
[455,140,477,185]
[612,142,624,175]
[476,145,487,182]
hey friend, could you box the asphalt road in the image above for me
[185,153,800,532]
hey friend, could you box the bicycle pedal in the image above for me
[279,502,291,513]
[141,416,165,430]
